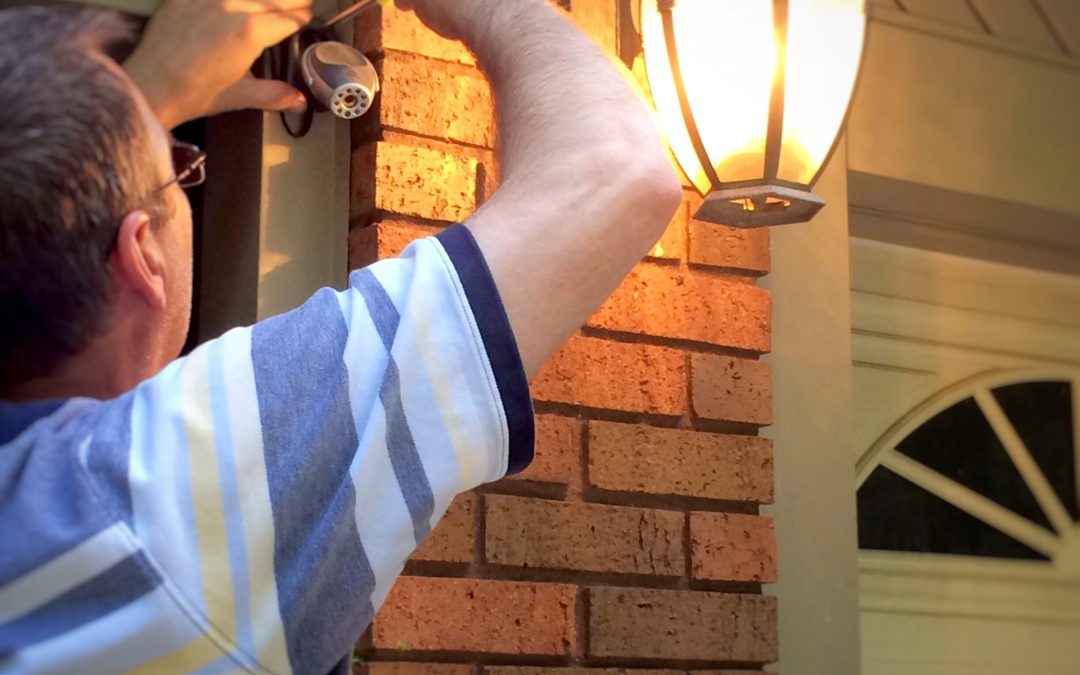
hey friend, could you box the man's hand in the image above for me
[124,0,314,129]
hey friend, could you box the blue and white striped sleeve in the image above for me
[104,225,533,674]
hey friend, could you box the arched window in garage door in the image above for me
[857,372,1080,570]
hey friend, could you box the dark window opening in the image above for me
[993,381,1078,521]
[858,466,1049,560]
[857,379,1076,561]
[895,396,1054,532]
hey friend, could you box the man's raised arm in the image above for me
[402,0,684,376]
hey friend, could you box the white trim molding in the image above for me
[859,550,1080,624]
[849,173,1080,277]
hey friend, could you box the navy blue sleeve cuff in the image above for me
[436,224,535,475]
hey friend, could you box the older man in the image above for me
[0,0,680,672]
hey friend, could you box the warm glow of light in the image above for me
[642,0,776,193]
[641,0,865,193]
[780,0,865,183]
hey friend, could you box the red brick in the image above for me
[508,414,580,485]
[484,670,773,675]
[691,355,772,425]
[647,192,690,261]
[356,6,476,65]
[349,220,444,270]
[410,493,475,564]
[350,143,378,224]
[363,665,475,675]
[531,335,687,416]
[690,672,777,675]
[381,50,494,147]
[490,665,682,669]
[588,264,771,352]
[485,495,684,576]
[349,224,378,270]
[648,215,687,261]
[373,219,447,259]
[588,422,773,504]
[570,0,619,53]
[374,219,430,257]
[371,136,480,222]
[690,513,777,583]
[587,587,777,663]
[354,133,497,224]
[374,577,576,655]
[689,219,770,275]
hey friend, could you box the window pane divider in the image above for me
[973,388,1075,537]
[880,449,1062,559]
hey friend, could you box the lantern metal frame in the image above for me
[618,0,869,228]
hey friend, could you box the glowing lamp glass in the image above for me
[641,0,866,227]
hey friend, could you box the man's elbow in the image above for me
[612,149,683,233]
[554,139,682,238]
[645,159,684,222]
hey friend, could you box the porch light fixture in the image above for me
[634,0,867,227]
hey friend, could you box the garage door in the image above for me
[850,238,1080,674]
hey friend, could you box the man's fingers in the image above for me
[210,76,308,116]
[247,8,314,48]
[225,0,314,13]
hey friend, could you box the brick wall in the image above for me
[349,3,776,673]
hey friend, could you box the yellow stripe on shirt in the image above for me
[124,632,223,675]
[181,348,239,643]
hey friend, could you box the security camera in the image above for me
[268,0,385,136]
[301,41,379,120]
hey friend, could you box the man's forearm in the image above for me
[462,1,653,182]
[456,0,683,375]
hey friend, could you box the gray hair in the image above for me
[0,3,167,388]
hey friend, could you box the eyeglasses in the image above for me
[159,140,207,191]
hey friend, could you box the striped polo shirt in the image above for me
[0,225,534,675]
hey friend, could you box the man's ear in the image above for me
[113,210,167,310]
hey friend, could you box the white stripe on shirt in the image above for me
[0,522,134,622]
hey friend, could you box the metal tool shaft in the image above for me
[322,0,382,29]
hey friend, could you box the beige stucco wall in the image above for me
[848,18,1080,216]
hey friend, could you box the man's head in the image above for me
[0,4,193,398]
